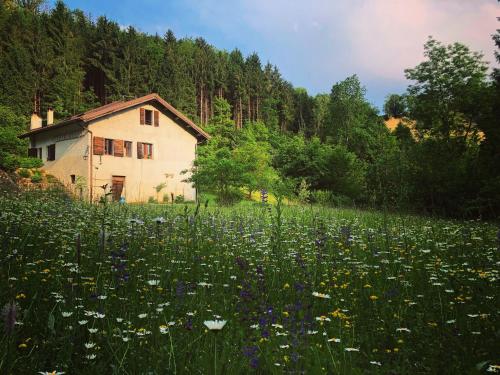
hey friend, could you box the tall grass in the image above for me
[0,191,498,374]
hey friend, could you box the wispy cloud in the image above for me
[59,0,500,107]
[175,0,498,106]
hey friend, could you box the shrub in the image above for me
[297,178,311,203]
[17,168,31,178]
[18,157,43,169]
[0,153,20,171]
[174,194,185,204]
[330,194,353,207]
[216,189,243,205]
[30,171,42,183]
[310,190,333,206]
[46,174,59,183]
[148,196,157,204]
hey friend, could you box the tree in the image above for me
[405,37,488,139]
[384,94,407,118]
[0,106,42,170]
[235,122,278,198]
[327,75,367,147]
[312,94,329,139]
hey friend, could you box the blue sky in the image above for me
[51,0,498,109]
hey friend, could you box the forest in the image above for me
[0,1,499,218]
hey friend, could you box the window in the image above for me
[137,142,153,159]
[38,148,42,159]
[145,110,153,125]
[143,143,153,159]
[104,138,114,155]
[140,108,159,126]
[47,144,56,161]
[70,174,76,184]
[124,141,132,157]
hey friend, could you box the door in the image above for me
[111,176,125,201]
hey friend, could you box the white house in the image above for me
[19,93,210,202]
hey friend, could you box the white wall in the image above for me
[30,124,89,190]
[88,103,198,202]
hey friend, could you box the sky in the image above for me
[51,0,499,109]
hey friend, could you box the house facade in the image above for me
[20,94,210,202]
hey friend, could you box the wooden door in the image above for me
[111,176,125,201]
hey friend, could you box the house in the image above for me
[19,93,210,202]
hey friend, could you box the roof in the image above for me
[19,93,210,141]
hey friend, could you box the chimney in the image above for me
[30,113,42,130]
[47,108,54,125]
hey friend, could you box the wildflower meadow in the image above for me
[0,191,498,374]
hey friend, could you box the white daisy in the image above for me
[312,292,331,299]
[204,320,227,331]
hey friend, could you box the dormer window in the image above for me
[145,109,153,125]
[140,108,159,126]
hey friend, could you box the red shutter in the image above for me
[140,108,145,125]
[114,139,124,157]
[154,110,159,127]
[93,136,104,155]
[137,142,143,159]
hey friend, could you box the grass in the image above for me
[0,190,498,374]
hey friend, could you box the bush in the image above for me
[330,194,353,208]
[0,153,20,171]
[30,171,42,183]
[297,179,311,203]
[174,194,185,204]
[17,168,31,178]
[216,189,243,205]
[148,196,157,204]
[0,154,43,172]
[19,157,43,169]
[310,190,333,205]
[46,174,59,183]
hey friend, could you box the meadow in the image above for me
[0,191,498,374]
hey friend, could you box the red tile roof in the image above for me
[19,93,210,140]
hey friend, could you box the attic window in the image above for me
[145,110,153,125]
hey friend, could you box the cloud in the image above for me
[177,0,497,106]
[62,0,498,107]
[346,0,498,80]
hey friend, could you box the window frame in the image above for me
[47,144,56,161]
[144,109,153,125]
[143,143,153,159]
[124,141,132,157]
[104,138,114,155]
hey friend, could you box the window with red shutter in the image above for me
[124,141,132,157]
[140,108,145,125]
[93,137,104,155]
[154,110,159,127]
[143,143,153,159]
[114,139,124,157]
[137,142,143,159]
